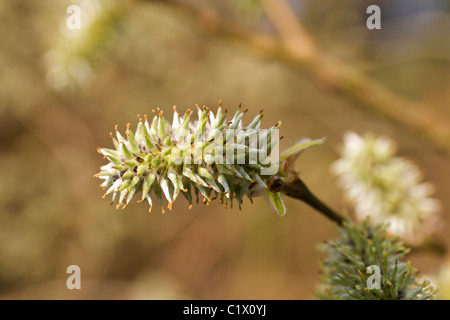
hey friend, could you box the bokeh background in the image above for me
[1,0,449,299]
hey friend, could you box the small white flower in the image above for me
[331,132,441,243]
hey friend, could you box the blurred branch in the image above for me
[407,238,447,256]
[260,0,317,60]
[146,0,450,152]
[261,0,450,152]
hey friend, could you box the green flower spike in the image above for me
[318,219,438,300]
[94,103,281,213]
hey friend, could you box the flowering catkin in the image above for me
[318,220,437,300]
[94,104,280,213]
[331,132,440,243]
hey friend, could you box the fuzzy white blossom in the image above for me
[44,0,122,91]
[331,132,440,243]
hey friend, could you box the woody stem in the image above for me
[267,175,345,225]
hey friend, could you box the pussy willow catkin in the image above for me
[94,103,280,213]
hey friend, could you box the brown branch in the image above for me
[260,0,318,60]
[266,175,447,255]
[267,175,345,225]
[260,0,450,152]
[407,238,447,256]
[151,0,450,152]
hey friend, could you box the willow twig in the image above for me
[267,175,345,225]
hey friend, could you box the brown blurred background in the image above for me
[0,0,449,299]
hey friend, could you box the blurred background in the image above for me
[0,0,449,299]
